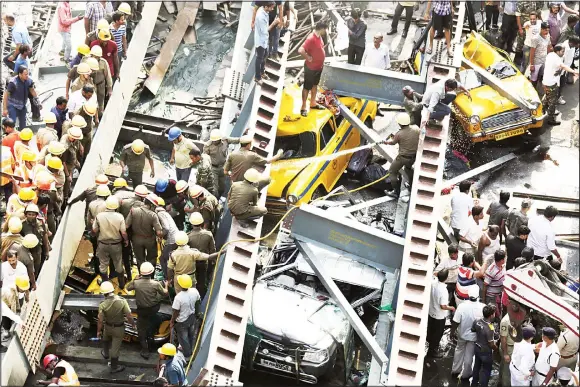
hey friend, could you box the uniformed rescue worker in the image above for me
[6,187,36,221]
[41,354,80,386]
[16,233,39,290]
[187,212,216,299]
[119,139,155,188]
[112,177,137,279]
[155,196,179,280]
[1,217,23,261]
[87,44,113,112]
[21,203,50,274]
[62,115,88,159]
[167,231,218,295]
[382,113,420,196]
[185,185,220,233]
[125,262,168,359]
[37,113,59,149]
[34,172,61,239]
[13,128,35,165]
[60,126,84,200]
[87,184,110,226]
[69,62,94,94]
[38,141,66,166]
[85,19,110,47]
[167,127,196,183]
[402,86,423,126]
[72,102,98,164]
[154,178,178,207]
[188,146,217,197]
[125,193,163,267]
[228,168,269,223]
[97,281,136,373]
[223,134,283,182]
[170,180,189,231]
[204,129,240,198]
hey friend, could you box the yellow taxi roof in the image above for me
[277,84,333,137]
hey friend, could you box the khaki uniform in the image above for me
[85,30,98,46]
[125,205,161,266]
[224,148,267,183]
[186,188,220,231]
[228,180,267,220]
[15,243,34,278]
[120,144,152,188]
[43,189,61,239]
[114,189,138,279]
[499,314,515,387]
[515,1,544,52]
[88,197,107,225]
[117,193,141,219]
[0,233,23,261]
[98,295,130,358]
[192,153,217,197]
[168,246,210,293]
[93,209,126,280]
[21,218,48,274]
[70,76,94,94]
[188,227,216,298]
[89,57,113,112]
[125,277,165,351]
[557,329,579,369]
[36,126,59,149]
[388,124,420,192]
[403,92,423,126]
[60,134,81,199]
[65,109,96,161]
[204,137,240,196]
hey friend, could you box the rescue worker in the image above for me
[1,217,23,261]
[62,115,90,168]
[533,327,560,387]
[1,275,29,335]
[204,129,240,197]
[1,143,16,200]
[157,343,187,386]
[15,233,38,291]
[37,112,59,149]
[224,134,282,182]
[35,171,61,238]
[185,185,220,232]
[112,177,136,279]
[126,261,168,359]
[557,327,579,370]
[13,128,36,166]
[125,193,162,267]
[90,29,120,85]
[188,146,217,197]
[38,141,66,166]
[119,139,155,188]
[40,354,80,386]
[381,113,420,196]
[60,126,83,200]
[96,281,136,373]
[13,149,37,189]
[70,43,91,68]
[87,44,113,113]
[69,62,93,94]
[154,178,178,205]
[72,102,98,165]
[402,86,423,126]
[167,231,218,294]
[170,275,201,359]
[21,203,50,274]
[228,168,269,223]
[6,187,36,221]
[187,212,216,298]
[87,184,110,226]
[155,196,179,279]
[171,180,189,231]
[167,127,196,182]
[85,18,110,48]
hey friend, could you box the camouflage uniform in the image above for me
[516,1,544,53]
[185,188,220,232]
[543,84,560,120]
[192,154,217,197]
[203,137,240,197]
[403,92,424,126]
[21,217,49,274]
[59,134,82,200]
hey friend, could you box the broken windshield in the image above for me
[275,132,317,160]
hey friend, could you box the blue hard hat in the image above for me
[167,127,182,141]
[155,178,169,193]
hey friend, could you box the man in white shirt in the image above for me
[66,85,98,118]
[534,327,561,387]
[450,180,474,240]
[421,77,471,126]
[527,206,561,262]
[509,325,536,386]
[451,286,485,379]
[170,274,201,358]
[1,251,29,290]
[434,244,461,306]
[458,205,484,255]
[361,32,390,70]
[427,268,455,358]
[542,44,579,125]
[557,36,580,105]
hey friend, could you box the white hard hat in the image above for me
[210,129,223,141]
[395,113,411,126]
[140,262,155,276]
[244,168,261,183]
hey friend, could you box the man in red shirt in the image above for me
[298,21,328,117]
[1,118,20,156]
[90,29,120,81]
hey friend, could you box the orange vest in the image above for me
[1,145,15,186]
[13,164,34,188]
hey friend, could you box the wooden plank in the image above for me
[512,191,580,204]
[144,2,200,95]
[54,345,158,368]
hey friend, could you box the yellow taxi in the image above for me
[266,84,377,213]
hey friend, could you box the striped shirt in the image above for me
[484,262,505,296]
[456,266,477,300]
[109,23,126,53]
[85,1,113,32]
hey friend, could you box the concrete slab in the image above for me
[54,344,158,368]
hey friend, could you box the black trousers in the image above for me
[347,45,365,65]
[500,14,518,53]
[391,2,414,33]
[196,261,208,299]
[136,304,160,351]
[427,316,446,353]
[485,5,499,29]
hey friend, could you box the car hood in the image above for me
[251,281,350,349]
[267,159,310,198]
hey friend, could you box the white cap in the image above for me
[468,286,479,299]
[558,367,572,381]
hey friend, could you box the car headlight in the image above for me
[469,115,481,125]
[287,194,298,205]
[302,349,328,363]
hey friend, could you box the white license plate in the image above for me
[260,358,292,372]
[495,128,525,141]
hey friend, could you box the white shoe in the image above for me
[557,96,566,105]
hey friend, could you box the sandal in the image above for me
[310,104,326,110]
[300,109,308,117]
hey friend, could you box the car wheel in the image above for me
[450,117,472,154]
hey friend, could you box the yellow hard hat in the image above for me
[98,29,111,41]
[177,274,193,290]
[113,177,127,188]
[68,126,83,140]
[85,57,99,71]
[24,203,40,213]
[22,233,39,249]
[18,188,36,202]
[47,156,64,170]
[96,184,111,197]
[83,100,98,117]
[158,343,177,357]
[189,212,204,226]
[134,185,149,197]
[175,231,188,246]
[105,195,119,210]
[48,141,66,156]
[71,115,87,129]
[8,217,23,233]
[188,185,203,198]
[78,44,91,56]
[19,128,33,141]
[244,168,261,183]
[210,129,223,141]
[118,2,132,15]
[97,19,110,31]
[156,197,165,206]
[131,139,145,155]
[21,150,37,162]
[100,281,114,294]
[175,180,189,194]
[90,45,103,57]
[95,174,109,185]
[15,276,30,291]
[240,135,253,144]
[44,112,57,124]
[140,262,155,276]
[77,62,91,75]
